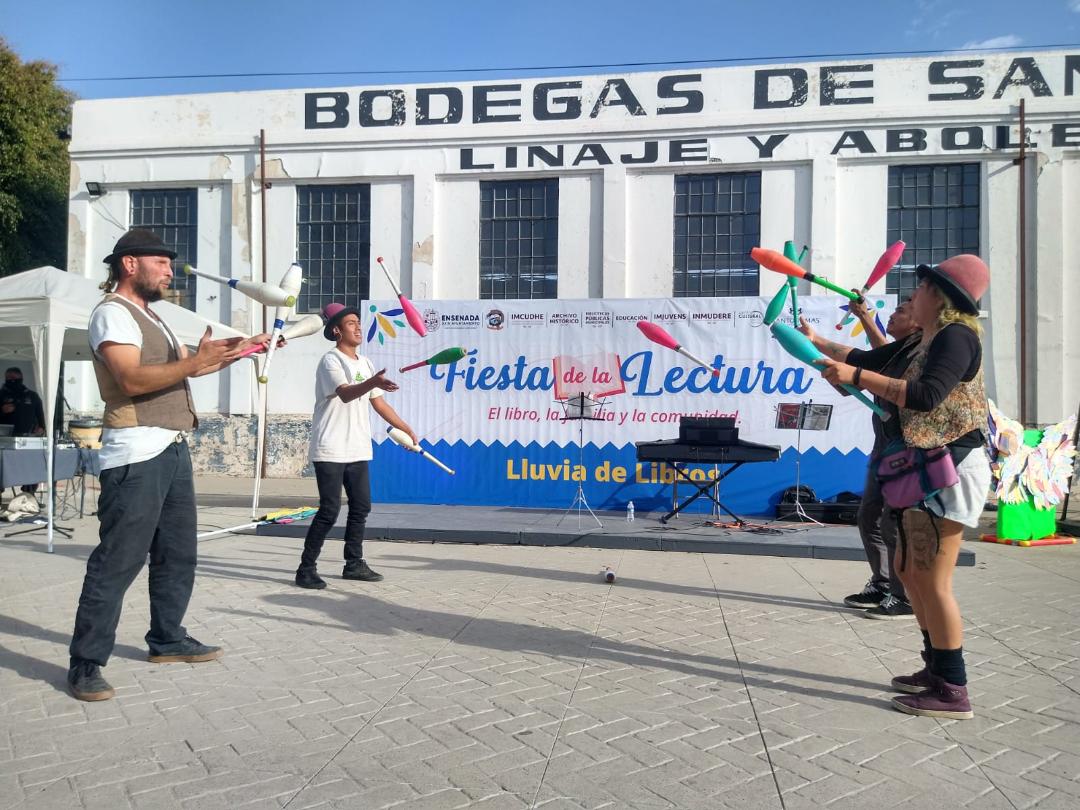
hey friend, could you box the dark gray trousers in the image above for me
[69,441,197,667]
[299,460,371,571]
[857,462,907,601]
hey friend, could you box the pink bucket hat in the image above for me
[321,302,361,340]
[916,254,989,315]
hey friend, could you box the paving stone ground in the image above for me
[0,477,1078,809]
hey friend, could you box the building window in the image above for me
[480,178,559,299]
[673,172,761,297]
[130,189,198,310]
[296,184,371,313]
[886,163,980,302]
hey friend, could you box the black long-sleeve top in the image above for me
[847,324,983,448]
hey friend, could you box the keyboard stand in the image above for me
[661,461,747,525]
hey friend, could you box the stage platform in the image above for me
[254,503,977,565]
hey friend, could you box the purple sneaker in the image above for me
[891,668,932,694]
[891,673,973,720]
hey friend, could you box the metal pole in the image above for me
[1015,99,1028,425]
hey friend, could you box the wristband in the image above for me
[853,367,863,387]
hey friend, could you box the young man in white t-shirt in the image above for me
[295,302,417,589]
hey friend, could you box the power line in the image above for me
[61,43,1080,83]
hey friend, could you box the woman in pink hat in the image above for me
[294,302,418,589]
[807,254,991,720]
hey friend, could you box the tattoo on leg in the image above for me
[906,514,938,571]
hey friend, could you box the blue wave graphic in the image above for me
[371,440,869,516]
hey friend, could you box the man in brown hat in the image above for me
[67,229,272,702]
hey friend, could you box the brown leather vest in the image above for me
[91,294,198,431]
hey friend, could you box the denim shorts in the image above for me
[913,448,992,527]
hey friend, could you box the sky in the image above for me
[2,0,1079,100]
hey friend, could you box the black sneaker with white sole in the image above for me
[842,581,888,609]
[343,559,383,582]
[863,593,914,620]
[67,660,115,701]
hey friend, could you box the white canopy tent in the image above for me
[0,266,246,552]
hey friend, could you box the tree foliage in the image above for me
[0,39,73,277]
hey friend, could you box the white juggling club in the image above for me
[258,262,304,384]
[183,264,296,308]
[386,427,455,475]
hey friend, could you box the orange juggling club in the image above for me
[751,247,860,302]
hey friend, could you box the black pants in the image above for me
[69,441,197,667]
[299,460,371,571]
[857,462,907,601]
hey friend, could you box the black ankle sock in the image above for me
[931,647,967,686]
[921,630,933,666]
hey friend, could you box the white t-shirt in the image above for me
[309,349,384,463]
[89,300,186,471]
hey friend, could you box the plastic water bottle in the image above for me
[626,500,635,522]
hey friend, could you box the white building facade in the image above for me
[66,50,1080,478]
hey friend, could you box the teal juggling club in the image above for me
[770,323,890,420]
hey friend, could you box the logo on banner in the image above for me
[509,312,545,327]
[548,312,580,326]
[486,309,505,330]
[584,311,611,327]
[837,298,887,345]
[737,310,765,327]
[365,305,406,345]
[613,314,650,323]
[440,313,482,329]
[651,313,687,323]
[692,312,733,323]
[423,309,441,333]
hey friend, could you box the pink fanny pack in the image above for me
[875,445,958,510]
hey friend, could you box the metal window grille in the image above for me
[673,172,761,297]
[296,184,371,313]
[886,163,980,302]
[130,189,198,310]
[479,178,559,299]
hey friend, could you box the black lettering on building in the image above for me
[992,58,1052,99]
[621,141,658,164]
[928,60,984,101]
[753,68,808,109]
[505,146,518,169]
[572,143,613,166]
[657,75,704,115]
[358,90,406,127]
[1052,123,1080,147]
[1067,55,1080,95]
[995,125,1036,150]
[748,134,789,158]
[305,92,349,129]
[473,85,522,123]
[460,148,495,170]
[669,139,708,162]
[589,79,646,118]
[886,129,927,152]
[533,82,582,121]
[942,126,984,150]
[528,145,565,168]
[820,64,874,105]
[831,130,876,154]
[415,87,463,125]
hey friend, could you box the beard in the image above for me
[132,271,165,303]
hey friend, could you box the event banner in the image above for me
[361,295,895,516]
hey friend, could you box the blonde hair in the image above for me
[927,282,982,336]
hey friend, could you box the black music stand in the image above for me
[774,401,832,524]
[555,393,605,529]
